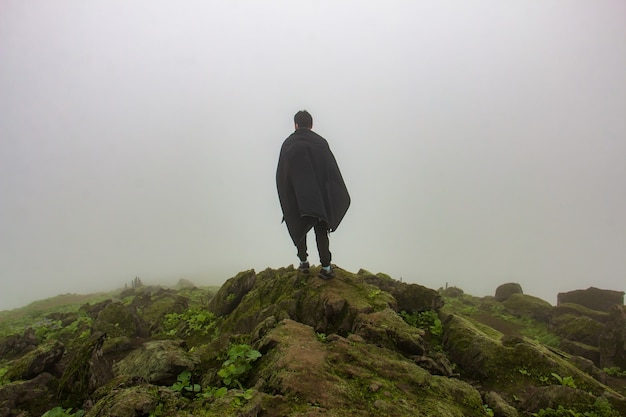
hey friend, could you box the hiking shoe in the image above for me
[298,261,310,273]
[318,267,334,280]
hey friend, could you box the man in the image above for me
[276,110,350,279]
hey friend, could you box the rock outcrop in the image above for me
[558,287,624,312]
[0,268,624,417]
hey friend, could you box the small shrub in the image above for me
[217,344,262,389]
[551,373,576,388]
[171,370,201,395]
[41,407,84,417]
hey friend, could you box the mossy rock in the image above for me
[251,318,485,416]
[441,312,618,402]
[86,384,181,417]
[218,267,395,336]
[553,303,609,324]
[495,282,523,302]
[135,290,189,333]
[502,293,552,323]
[552,314,604,346]
[0,372,58,417]
[352,309,425,356]
[208,269,256,317]
[57,331,110,408]
[113,340,200,385]
[93,302,137,339]
[5,340,64,381]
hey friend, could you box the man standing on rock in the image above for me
[276,110,350,279]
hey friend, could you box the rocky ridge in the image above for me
[0,267,624,416]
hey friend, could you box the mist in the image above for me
[1,1,625,310]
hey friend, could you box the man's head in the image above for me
[294,110,313,129]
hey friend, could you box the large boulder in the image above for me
[502,293,552,323]
[357,271,444,312]
[557,288,624,312]
[552,314,604,346]
[4,340,64,381]
[208,269,257,316]
[0,328,38,360]
[599,304,626,370]
[495,283,523,302]
[57,331,112,408]
[251,318,485,416]
[113,340,200,385]
[0,373,57,417]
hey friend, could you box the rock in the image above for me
[521,385,595,413]
[502,293,552,323]
[0,372,57,417]
[93,302,138,339]
[253,318,486,416]
[175,278,196,289]
[557,287,624,312]
[358,271,444,312]
[441,286,464,298]
[57,331,111,408]
[352,309,425,356]
[484,391,520,417]
[559,339,600,366]
[441,313,612,400]
[552,303,609,324]
[4,341,64,381]
[599,304,626,370]
[208,269,257,316]
[85,384,176,417]
[495,283,523,302]
[552,314,604,346]
[113,340,199,385]
[0,328,38,360]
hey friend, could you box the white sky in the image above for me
[1,1,625,310]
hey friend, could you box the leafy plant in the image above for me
[484,404,495,416]
[171,370,201,395]
[603,367,626,378]
[551,373,577,388]
[517,367,531,377]
[217,344,262,389]
[316,332,328,343]
[162,308,216,337]
[368,289,382,299]
[532,406,582,417]
[41,407,84,417]
[400,310,443,336]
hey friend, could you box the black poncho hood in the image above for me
[276,128,350,245]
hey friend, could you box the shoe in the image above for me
[318,267,334,280]
[298,261,310,273]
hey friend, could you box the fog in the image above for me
[1,1,625,311]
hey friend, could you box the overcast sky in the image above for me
[1,1,625,311]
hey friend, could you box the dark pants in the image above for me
[296,217,331,267]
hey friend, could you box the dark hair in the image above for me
[294,110,313,129]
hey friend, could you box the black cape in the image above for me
[276,128,350,245]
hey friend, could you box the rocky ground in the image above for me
[0,266,625,416]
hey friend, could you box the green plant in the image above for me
[368,289,382,299]
[171,370,201,395]
[551,373,576,388]
[400,310,443,336]
[316,332,328,343]
[532,406,582,417]
[217,344,262,389]
[603,367,626,378]
[41,407,84,417]
[517,367,531,377]
[584,397,621,417]
[484,404,495,416]
[162,308,216,337]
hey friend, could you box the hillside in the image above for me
[0,266,625,416]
